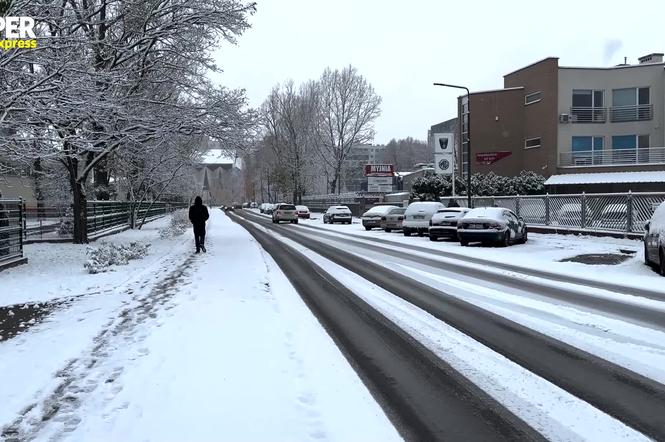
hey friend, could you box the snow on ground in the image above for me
[249,220,649,442]
[2,216,183,306]
[289,210,664,294]
[1,210,400,442]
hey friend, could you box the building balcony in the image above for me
[610,104,653,122]
[559,147,665,168]
[570,107,607,123]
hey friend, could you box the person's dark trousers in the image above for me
[194,226,206,252]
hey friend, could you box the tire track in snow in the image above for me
[0,255,195,441]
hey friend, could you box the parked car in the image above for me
[295,205,310,219]
[428,207,471,241]
[259,203,267,213]
[272,203,298,224]
[323,206,352,224]
[594,204,627,231]
[644,201,665,275]
[519,198,546,225]
[554,203,582,227]
[381,207,406,232]
[403,201,445,236]
[250,202,258,209]
[232,201,243,210]
[457,207,528,247]
[264,204,276,215]
[361,205,399,230]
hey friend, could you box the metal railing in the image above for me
[559,147,665,167]
[571,106,607,123]
[0,199,24,267]
[449,192,665,234]
[610,104,653,122]
[22,200,188,241]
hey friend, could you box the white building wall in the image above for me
[557,63,665,157]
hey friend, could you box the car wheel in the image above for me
[501,232,511,247]
[429,234,437,242]
[418,231,424,237]
[294,219,298,224]
[644,242,650,265]
[403,230,411,237]
[660,248,665,276]
[365,226,371,231]
[460,239,469,247]
[385,228,391,233]
[523,228,528,243]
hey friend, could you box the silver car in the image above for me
[323,206,352,224]
[381,207,406,232]
[362,205,399,230]
[458,207,528,247]
[428,207,470,241]
[272,203,298,224]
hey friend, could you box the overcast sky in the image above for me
[211,0,664,145]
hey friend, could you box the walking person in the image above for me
[188,196,209,253]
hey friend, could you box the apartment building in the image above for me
[457,53,665,192]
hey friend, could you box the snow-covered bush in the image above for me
[84,241,150,274]
[58,207,74,236]
[158,209,189,238]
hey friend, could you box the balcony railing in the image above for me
[559,147,665,167]
[610,104,653,122]
[570,107,607,123]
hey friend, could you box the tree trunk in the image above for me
[72,180,88,244]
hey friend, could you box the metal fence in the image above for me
[22,200,188,241]
[302,191,665,235]
[449,192,665,234]
[0,199,24,267]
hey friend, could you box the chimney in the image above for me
[638,53,664,64]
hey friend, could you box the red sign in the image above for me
[364,164,394,177]
[475,151,512,165]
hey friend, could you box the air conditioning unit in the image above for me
[559,113,570,123]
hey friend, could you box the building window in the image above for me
[611,87,652,121]
[524,91,542,105]
[524,137,541,149]
[571,136,603,165]
[571,90,605,122]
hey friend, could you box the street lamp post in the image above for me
[433,82,472,208]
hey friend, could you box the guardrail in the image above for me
[559,147,665,167]
[0,199,25,268]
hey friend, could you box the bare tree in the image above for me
[379,137,432,171]
[316,65,382,194]
[0,0,257,242]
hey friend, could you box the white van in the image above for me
[403,201,445,236]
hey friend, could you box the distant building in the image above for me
[194,148,243,205]
[341,143,386,192]
[456,53,665,192]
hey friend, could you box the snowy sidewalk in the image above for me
[2,210,398,441]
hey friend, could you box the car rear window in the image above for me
[280,204,296,210]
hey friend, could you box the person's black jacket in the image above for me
[189,197,209,229]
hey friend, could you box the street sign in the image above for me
[433,133,454,176]
[367,176,394,192]
[364,164,395,177]
[475,151,512,165]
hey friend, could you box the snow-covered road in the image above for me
[1,212,399,441]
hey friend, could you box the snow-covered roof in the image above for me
[545,171,665,186]
[199,149,242,169]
